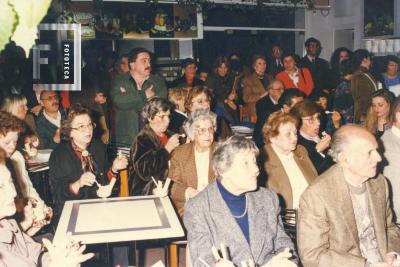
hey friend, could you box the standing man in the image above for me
[268,45,284,77]
[36,91,65,149]
[297,124,400,267]
[298,37,331,96]
[111,47,167,147]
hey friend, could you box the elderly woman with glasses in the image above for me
[185,85,232,141]
[290,99,334,174]
[129,97,181,196]
[169,110,218,216]
[49,104,128,220]
[184,135,297,267]
[263,111,317,211]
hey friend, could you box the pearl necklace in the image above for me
[232,194,248,219]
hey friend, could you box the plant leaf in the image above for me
[0,0,17,52]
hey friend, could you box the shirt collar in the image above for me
[300,130,320,143]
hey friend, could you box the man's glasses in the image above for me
[71,122,96,132]
[302,114,320,123]
[196,127,215,135]
[41,95,59,101]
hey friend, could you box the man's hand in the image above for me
[145,85,155,99]
[31,105,42,116]
[316,134,331,153]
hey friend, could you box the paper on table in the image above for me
[74,199,162,232]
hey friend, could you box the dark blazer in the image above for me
[253,96,281,148]
[129,126,170,196]
[297,134,334,175]
[298,56,331,92]
[268,58,284,77]
[35,109,66,149]
[49,139,110,219]
[263,144,317,209]
[168,110,187,134]
[184,180,296,267]
[298,165,400,267]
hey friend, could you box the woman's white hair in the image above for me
[183,109,217,141]
[1,95,27,117]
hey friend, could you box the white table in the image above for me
[54,195,184,245]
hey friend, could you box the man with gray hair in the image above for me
[297,124,400,267]
[184,135,296,267]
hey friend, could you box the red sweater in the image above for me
[276,68,314,96]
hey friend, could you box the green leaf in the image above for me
[0,0,17,52]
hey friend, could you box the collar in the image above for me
[129,73,149,90]
[174,109,187,117]
[307,55,316,62]
[43,110,61,127]
[300,130,321,143]
[269,95,279,105]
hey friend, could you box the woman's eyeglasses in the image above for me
[196,127,215,135]
[71,122,96,132]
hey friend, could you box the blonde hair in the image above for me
[1,95,27,117]
[168,87,189,105]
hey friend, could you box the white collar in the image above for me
[300,130,320,143]
[43,110,61,128]
[174,109,187,117]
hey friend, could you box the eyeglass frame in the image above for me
[71,122,96,132]
[40,95,59,101]
[302,114,321,123]
[195,126,215,136]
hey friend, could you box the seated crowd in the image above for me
[2,37,400,267]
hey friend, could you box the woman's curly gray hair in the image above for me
[212,135,259,177]
[183,109,217,141]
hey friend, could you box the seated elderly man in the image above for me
[298,124,400,267]
[184,135,297,267]
[169,109,217,216]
